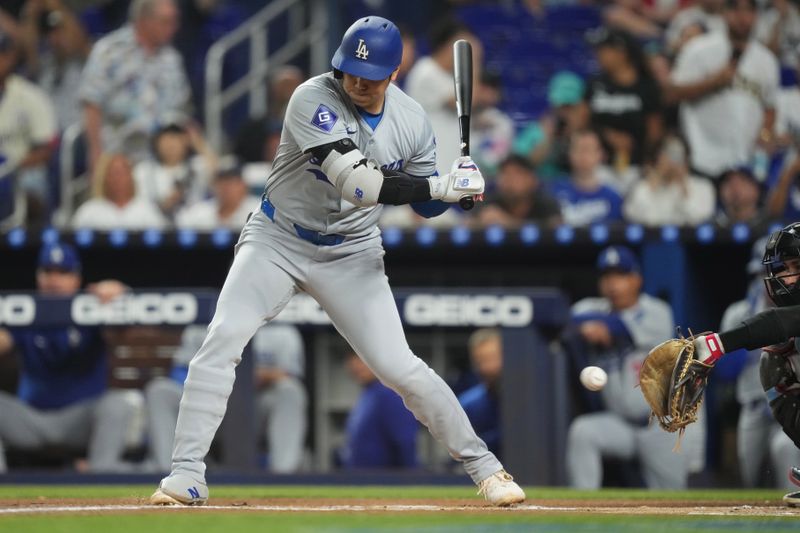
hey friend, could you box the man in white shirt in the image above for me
[0,30,57,223]
[405,20,482,173]
[175,164,260,230]
[72,153,167,229]
[78,0,190,168]
[668,0,779,178]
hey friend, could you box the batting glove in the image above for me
[428,156,485,203]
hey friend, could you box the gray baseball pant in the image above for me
[169,212,502,483]
[738,402,800,490]
[566,412,693,489]
[0,389,137,472]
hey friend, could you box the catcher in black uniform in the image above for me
[640,222,800,506]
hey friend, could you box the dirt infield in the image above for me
[0,497,797,517]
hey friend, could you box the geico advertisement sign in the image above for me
[403,295,533,327]
[72,293,198,325]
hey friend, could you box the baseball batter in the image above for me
[150,16,525,506]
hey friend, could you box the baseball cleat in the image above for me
[783,490,800,507]
[150,472,209,506]
[790,467,800,488]
[477,470,526,507]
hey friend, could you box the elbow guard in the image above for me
[307,139,382,207]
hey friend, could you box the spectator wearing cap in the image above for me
[145,323,308,473]
[19,0,91,131]
[78,0,191,169]
[133,121,218,219]
[623,134,716,226]
[478,155,562,228]
[563,246,704,489]
[550,129,624,226]
[175,163,260,230]
[716,166,767,226]
[584,27,663,174]
[514,71,590,181]
[715,236,800,490]
[667,0,779,179]
[0,29,57,225]
[0,243,138,472]
[72,153,167,230]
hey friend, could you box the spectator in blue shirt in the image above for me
[341,352,419,469]
[0,243,137,472]
[458,329,503,458]
[550,129,624,226]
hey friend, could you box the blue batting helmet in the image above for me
[331,16,402,81]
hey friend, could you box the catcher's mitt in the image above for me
[639,334,715,437]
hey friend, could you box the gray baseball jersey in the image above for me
[265,73,436,236]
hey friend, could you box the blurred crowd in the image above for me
[2,0,800,232]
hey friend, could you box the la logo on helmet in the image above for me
[355,39,369,60]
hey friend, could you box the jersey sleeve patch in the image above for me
[311,104,339,133]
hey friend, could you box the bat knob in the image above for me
[459,196,475,211]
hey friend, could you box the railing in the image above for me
[52,122,87,228]
[204,0,329,151]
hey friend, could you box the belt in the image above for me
[261,196,346,246]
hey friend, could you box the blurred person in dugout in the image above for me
[563,246,705,488]
[174,161,261,230]
[145,323,308,473]
[133,120,218,220]
[78,0,191,171]
[715,237,800,489]
[0,243,140,472]
[404,18,483,173]
[623,133,716,226]
[477,155,562,228]
[0,28,57,225]
[71,152,167,230]
[340,352,419,469]
[458,329,504,459]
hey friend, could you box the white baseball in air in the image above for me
[580,366,607,391]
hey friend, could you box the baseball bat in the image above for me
[453,39,475,211]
